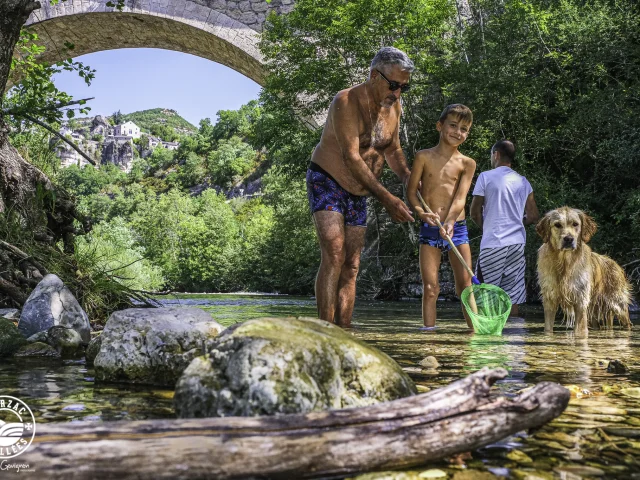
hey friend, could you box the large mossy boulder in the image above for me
[94,307,224,386]
[174,317,416,418]
[0,318,27,356]
[17,274,91,343]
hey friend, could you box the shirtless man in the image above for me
[306,47,415,326]
[407,104,476,328]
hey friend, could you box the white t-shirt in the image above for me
[472,166,533,249]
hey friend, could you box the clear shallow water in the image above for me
[2,294,640,479]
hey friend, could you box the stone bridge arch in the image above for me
[24,0,295,85]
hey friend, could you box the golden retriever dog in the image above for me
[536,207,632,337]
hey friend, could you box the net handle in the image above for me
[416,191,479,284]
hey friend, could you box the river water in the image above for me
[2,294,640,479]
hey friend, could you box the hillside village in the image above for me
[56,109,188,172]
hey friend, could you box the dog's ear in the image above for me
[579,211,597,243]
[536,214,551,243]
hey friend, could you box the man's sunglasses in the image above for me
[376,69,411,93]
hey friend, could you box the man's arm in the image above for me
[523,192,540,226]
[331,91,413,222]
[470,195,484,229]
[384,108,411,186]
[443,158,476,237]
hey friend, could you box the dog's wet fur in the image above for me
[536,207,632,337]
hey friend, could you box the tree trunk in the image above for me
[0,0,90,307]
[21,368,570,479]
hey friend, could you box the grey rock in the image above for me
[174,317,416,418]
[94,307,224,386]
[86,335,102,364]
[419,356,440,369]
[252,2,267,12]
[47,325,84,358]
[0,318,28,357]
[240,11,257,23]
[14,342,61,358]
[0,308,19,320]
[238,1,250,11]
[18,274,91,343]
[26,331,49,344]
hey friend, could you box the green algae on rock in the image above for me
[0,318,27,356]
[94,307,224,386]
[174,317,417,418]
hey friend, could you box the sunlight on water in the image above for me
[1,294,639,478]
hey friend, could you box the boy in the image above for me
[407,104,476,329]
[470,140,539,317]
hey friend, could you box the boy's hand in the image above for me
[440,221,454,239]
[383,195,414,223]
[420,212,440,226]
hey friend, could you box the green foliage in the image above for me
[130,189,240,291]
[75,217,164,291]
[207,136,257,187]
[56,164,126,197]
[4,30,94,128]
[150,123,180,142]
[120,108,197,135]
[9,126,60,177]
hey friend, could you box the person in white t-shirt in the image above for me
[470,140,539,316]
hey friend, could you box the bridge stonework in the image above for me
[24,0,294,85]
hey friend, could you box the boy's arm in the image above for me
[332,92,413,223]
[470,196,484,229]
[407,153,438,226]
[443,157,476,237]
[523,192,540,226]
[384,109,411,186]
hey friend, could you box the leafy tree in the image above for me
[207,136,257,187]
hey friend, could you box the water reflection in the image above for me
[0,294,639,478]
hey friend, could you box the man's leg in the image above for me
[335,226,367,327]
[312,211,347,323]
[420,245,442,327]
[510,304,520,317]
[448,243,473,328]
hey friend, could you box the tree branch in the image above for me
[17,112,97,166]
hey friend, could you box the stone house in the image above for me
[113,121,141,139]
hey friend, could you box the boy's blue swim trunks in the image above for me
[306,162,367,227]
[419,220,469,251]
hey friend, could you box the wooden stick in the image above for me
[416,190,476,280]
[20,368,569,479]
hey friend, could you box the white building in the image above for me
[113,121,141,139]
[161,141,180,150]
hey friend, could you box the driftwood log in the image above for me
[21,367,569,479]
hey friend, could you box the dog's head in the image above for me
[536,207,597,251]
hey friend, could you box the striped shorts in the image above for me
[476,244,526,305]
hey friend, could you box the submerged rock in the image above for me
[94,307,224,386]
[13,341,61,358]
[420,356,440,369]
[174,317,416,418]
[607,359,628,374]
[47,325,84,358]
[17,274,91,343]
[0,318,27,356]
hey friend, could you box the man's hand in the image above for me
[440,221,454,240]
[383,195,414,223]
[419,212,440,226]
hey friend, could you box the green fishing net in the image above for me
[460,283,512,335]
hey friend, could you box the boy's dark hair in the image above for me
[492,140,516,163]
[438,104,473,125]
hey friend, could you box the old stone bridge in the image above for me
[24,0,295,85]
